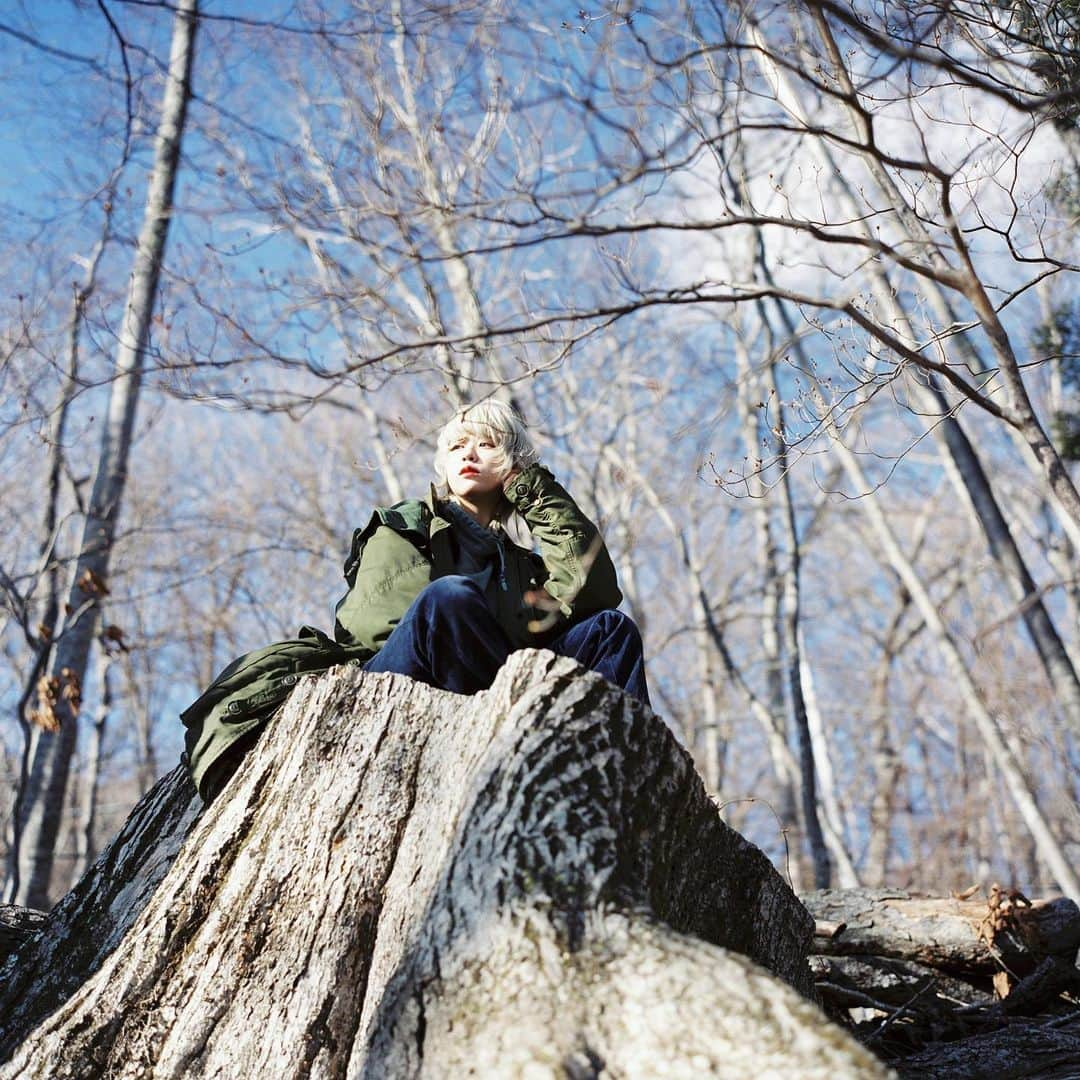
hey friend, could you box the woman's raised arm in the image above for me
[503,463,622,621]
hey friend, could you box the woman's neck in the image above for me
[451,493,499,528]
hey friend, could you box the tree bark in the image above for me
[10,0,198,910]
[734,350,804,892]
[0,907,47,960]
[799,635,859,888]
[70,653,111,887]
[895,1016,1080,1080]
[0,653,887,1078]
[757,353,833,890]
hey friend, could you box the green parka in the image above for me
[181,464,620,799]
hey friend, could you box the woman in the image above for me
[182,401,648,802]
[350,400,649,699]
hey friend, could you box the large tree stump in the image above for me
[0,651,886,1077]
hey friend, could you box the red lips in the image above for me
[459,467,479,477]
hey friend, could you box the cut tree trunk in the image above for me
[0,652,886,1078]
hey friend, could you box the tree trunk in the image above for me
[863,636,904,887]
[70,653,111,887]
[736,356,804,892]
[0,653,887,1078]
[799,634,859,887]
[768,394,832,891]
[10,0,198,910]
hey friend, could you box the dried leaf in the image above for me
[951,883,982,901]
[29,675,61,732]
[28,707,60,733]
[59,667,82,713]
[78,568,110,597]
[101,624,129,655]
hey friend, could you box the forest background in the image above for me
[1,0,1078,911]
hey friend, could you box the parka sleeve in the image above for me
[503,463,622,620]
[333,511,433,652]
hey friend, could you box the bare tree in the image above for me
[8,0,199,909]
[3,0,1076,904]
[741,10,1080,737]
[827,401,1079,899]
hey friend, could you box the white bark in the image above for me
[863,598,911,888]
[0,653,886,1078]
[70,653,111,887]
[799,637,860,888]
[734,342,804,890]
[10,0,198,910]
[759,356,832,890]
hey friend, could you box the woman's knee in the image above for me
[585,609,644,647]
[601,608,641,635]
[415,575,487,616]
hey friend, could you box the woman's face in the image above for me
[444,426,508,502]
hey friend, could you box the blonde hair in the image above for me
[434,400,538,518]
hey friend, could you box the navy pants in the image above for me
[364,575,650,706]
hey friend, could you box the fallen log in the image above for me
[809,954,996,1011]
[805,888,1080,1074]
[0,651,887,1078]
[895,1013,1080,1079]
[803,888,1080,976]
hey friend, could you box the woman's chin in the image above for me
[450,479,500,500]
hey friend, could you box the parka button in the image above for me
[515,484,528,497]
